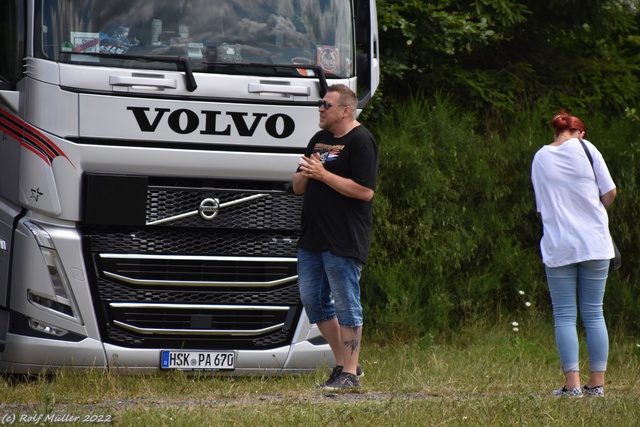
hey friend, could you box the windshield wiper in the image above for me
[205,62,328,97]
[60,52,197,92]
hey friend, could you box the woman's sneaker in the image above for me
[551,386,584,398]
[582,384,604,397]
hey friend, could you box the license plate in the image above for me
[160,350,236,370]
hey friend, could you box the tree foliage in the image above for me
[363,96,640,341]
[362,2,640,340]
[375,0,640,124]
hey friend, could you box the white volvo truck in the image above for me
[0,0,379,374]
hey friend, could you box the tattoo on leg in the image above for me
[343,326,361,356]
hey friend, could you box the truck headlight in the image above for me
[23,221,82,323]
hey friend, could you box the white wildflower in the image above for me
[519,290,525,295]
[512,321,519,326]
[525,302,532,307]
[513,327,519,332]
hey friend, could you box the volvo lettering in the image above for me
[127,107,296,139]
[0,0,379,374]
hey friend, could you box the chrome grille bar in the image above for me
[113,321,286,336]
[110,303,289,336]
[100,254,297,262]
[99,254,298,287]
[103,271,298,287]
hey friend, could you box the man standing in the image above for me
[292,84,378,390]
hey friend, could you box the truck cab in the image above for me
[0,0,378,374]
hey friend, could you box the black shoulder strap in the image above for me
[579,138,601,189]
[579,138,594,167]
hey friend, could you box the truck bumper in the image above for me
[0,332,334,375]
[0,332,108,375]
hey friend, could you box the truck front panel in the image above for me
[0,0,379,374]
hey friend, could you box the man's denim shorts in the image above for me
[297,248,363,327]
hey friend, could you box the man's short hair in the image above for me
[327,84,357,111]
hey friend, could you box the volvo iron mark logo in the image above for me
[198,198,220,220]
[146,193,270,226]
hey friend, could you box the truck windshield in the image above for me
[35,0,354,79]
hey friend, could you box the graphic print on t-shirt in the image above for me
[313,143,345,163]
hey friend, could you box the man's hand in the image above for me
[298,153,325,180]
[297,153,373,201]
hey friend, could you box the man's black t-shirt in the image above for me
[296,125,378,263]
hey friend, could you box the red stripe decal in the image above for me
[0,109,73,168]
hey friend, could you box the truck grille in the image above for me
[83,177,304,350]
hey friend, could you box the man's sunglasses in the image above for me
[317,100,347,110]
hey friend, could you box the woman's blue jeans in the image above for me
[545,259,609,373]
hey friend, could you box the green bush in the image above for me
[588,112,640,332]
[362,96,640,342]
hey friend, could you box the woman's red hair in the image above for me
[552,109,587,138]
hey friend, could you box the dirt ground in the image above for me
[3,390,442,413]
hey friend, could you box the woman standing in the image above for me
[531,110,617,397]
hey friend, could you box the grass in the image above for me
[1,317,639,426]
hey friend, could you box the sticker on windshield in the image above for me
[317,46,339,74]
[61,41,74,52]
[292,57,316,77]
[71,32,100,53]
[70,32,100,62]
